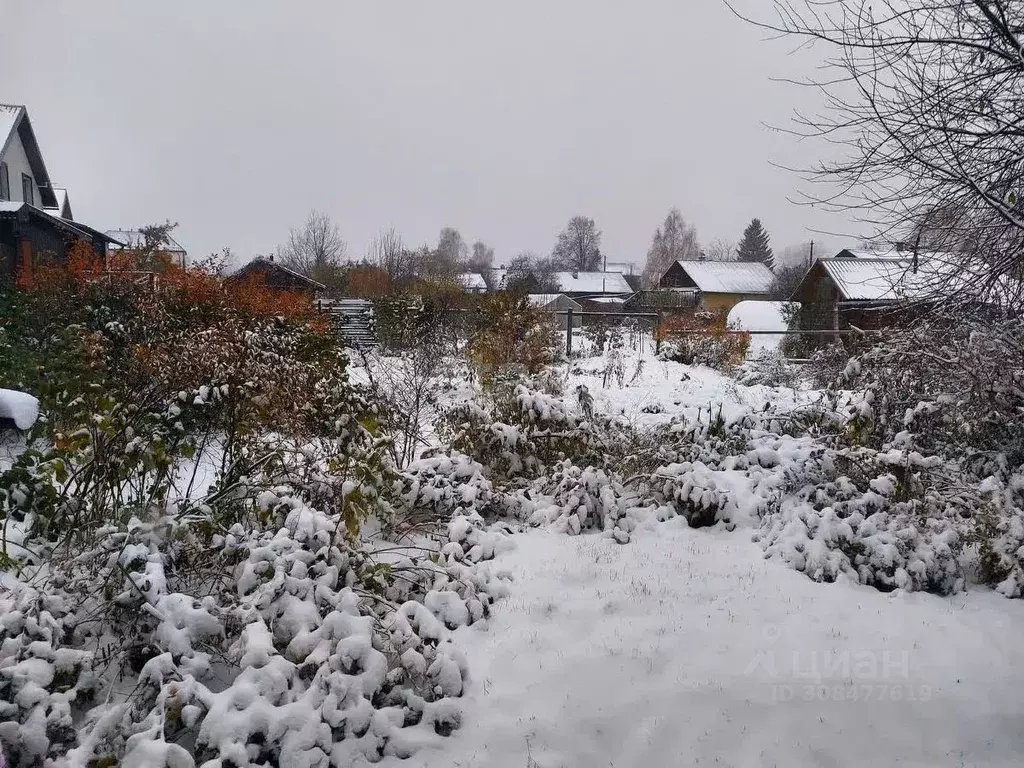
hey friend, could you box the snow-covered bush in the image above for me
[972,473,1024,597]
[0,267,517,764]
[656,312,750,371]
[735,349,797,388]
[466,294,559,387]
[439,385,624,483]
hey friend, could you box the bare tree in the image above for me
[732,0,1024,311]
[641,208,700,287]
[552,216,602,271]
[437,227,468,266]
[278,210,347,283]
[468,240,495,273]
[704,238,736,263]
[366,227,410,283]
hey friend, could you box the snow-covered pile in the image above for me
[726,300,794,357]
[0,389,39,430]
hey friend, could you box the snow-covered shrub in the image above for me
[527,462,633,542]
[656,312,750,371]
[735,349,797,387]
[393,451,496,532]
[466,294,559,387]
[972,472,1024,597]
[0,266,513,764]
[755,445,968,594]
[649,461,732,529]
[439,385,624,483]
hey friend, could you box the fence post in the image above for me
[566,309,573,356]
[655,312,662,355]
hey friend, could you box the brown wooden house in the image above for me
[227,256,327,296]
[658,260,774,313]
[790,257,931,331]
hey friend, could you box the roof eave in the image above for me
[15,112,58,209]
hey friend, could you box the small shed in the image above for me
[457,272,487,293]
[791,257,932,331]
[528,293,582,327]
[0,202,120,284]
[227,257,327,296]
[659,260,775,313]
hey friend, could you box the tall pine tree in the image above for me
[736,218,775,270]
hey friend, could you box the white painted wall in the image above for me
[0,130,42,205]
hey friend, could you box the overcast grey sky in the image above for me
[2,0,852,268]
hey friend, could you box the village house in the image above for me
[227,255,327,297]
[552,271,633,298]
[0,104,119,283]
[658,259,775,312]
[790,255,953,331]
[457,272,487,293]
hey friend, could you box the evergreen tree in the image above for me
[736,218,775,269]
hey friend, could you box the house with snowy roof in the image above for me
[0,104,120,283]
[553,271,633,298]
[658,259,775,313]
[789,254,993,331]
[457,272,487,293]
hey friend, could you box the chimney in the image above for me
[269,253,274,262]
[698,251,706,262]
[572,271,579,279]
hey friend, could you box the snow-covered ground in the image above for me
[381,342,1024,767]
[398,524,1024,768]
[564,344,815,427]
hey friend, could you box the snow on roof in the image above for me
[528,293,561,308]
[554,271,632,294]
[673,260,775,294]
[457,272,487,290]
[0,104,24,158]
[0,201,24,213]
[815,256,998,302]
[835,248,911,260]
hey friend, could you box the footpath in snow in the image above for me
[397,524,1024,767]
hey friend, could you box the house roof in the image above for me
[105,229,187,254]
[622,273,643,292]
[457,272,487,290]
[553,271,632,294]
[670,260,775,294]
[231,257,327,291]
[44,188,72,220]
[0,105,58,209]
[528,293,581,309]
[811,256,1000,303]
[834,248,911,260]
[0,201,121,244]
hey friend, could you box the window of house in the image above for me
[0,163,8,200]
[21,173,33,205]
